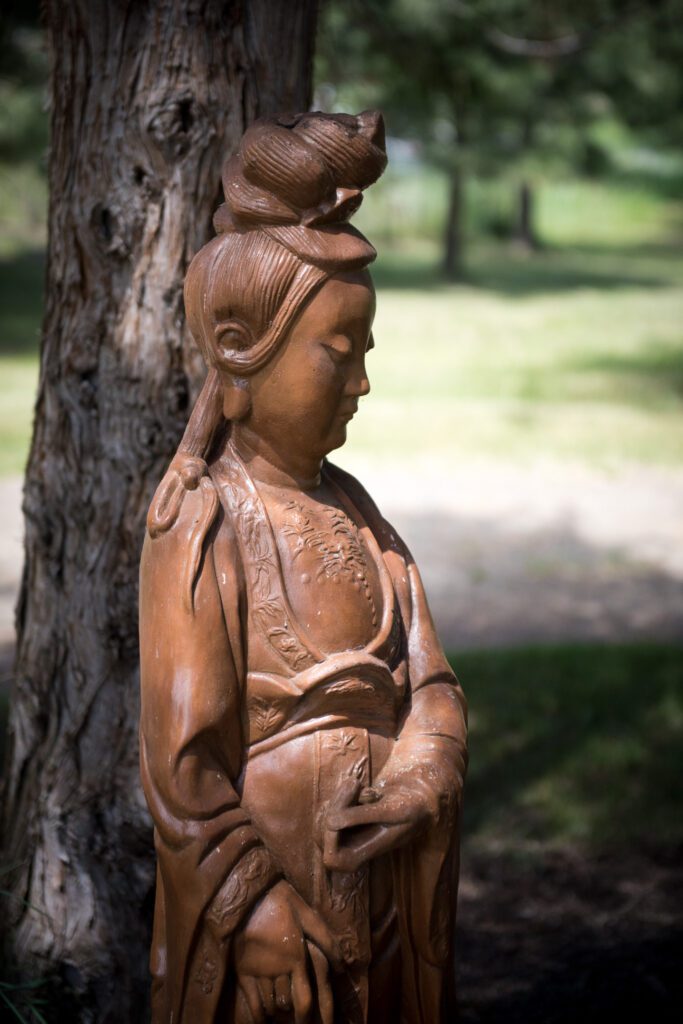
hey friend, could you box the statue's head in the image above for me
[184,110,386,460]
[149,111,386,542]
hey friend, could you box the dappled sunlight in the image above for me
[456,645,683,852]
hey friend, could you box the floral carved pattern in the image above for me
[248,695,284,735]
[283,501,378,628]
[329,868,368,916]
[223,477,315,671]
[325,729,359,755]
[194,949,218,995]
[206,847,272,936]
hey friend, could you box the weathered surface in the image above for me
[0,1,317,1019]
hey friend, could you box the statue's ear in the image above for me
[213,318,254,370]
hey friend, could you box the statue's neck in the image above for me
[231,426,323,491]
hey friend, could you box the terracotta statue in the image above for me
[139,110,467,1024]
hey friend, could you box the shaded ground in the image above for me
[456,847,683,1023]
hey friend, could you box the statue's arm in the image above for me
[139,486,281,942]
[322,543,467,870]
[381,550,468,817]
[321,463,468,869]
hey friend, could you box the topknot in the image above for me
[213,110,387,272]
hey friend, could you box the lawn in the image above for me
[1,162,682,475]
[454,643,683,857]
[344,164,683,468]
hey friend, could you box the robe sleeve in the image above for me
[377,546,468,821]
[382,535,467,1022]
[324,461,467,815]
[139,483,281,1023]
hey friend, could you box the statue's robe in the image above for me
[139,439,468,1023]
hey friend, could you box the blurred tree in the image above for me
[0,0,48,165]
[0,1,317,1020]
[317,0,683,274]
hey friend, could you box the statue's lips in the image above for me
[338,406,358,423]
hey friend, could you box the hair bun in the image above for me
[214,110,387,271]
[240,122,333,211]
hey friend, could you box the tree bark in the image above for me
[0,1,317,1020]
[442,164,464,280]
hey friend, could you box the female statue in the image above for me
[139,110,467,1024]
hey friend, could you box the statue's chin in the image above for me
[323,424,348,455]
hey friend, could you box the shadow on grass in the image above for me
[571,342,683,399]
[0,239,677,337]
[451,644,683,852]
[371,242,678,295]
[0,247,44,355]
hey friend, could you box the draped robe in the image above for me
[139,439,468,1023]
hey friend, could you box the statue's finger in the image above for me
[323,820,414,873]
[237,976,264,1023]
[274,973,292,1012]
[291,964,313,1024]
[327,775,362,815]
[233,988,253,1024]
[307,941,334,1024]
[256,977,275,1017]
[297,904,343,971]
[327,801,398,830]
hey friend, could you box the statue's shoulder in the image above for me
[146,456,219,543]
[142,455,225,612]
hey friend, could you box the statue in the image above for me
[139,110,468,1024]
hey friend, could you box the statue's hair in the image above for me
[146,111,387,606]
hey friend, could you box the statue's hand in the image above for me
[233,879,343,1024]
[323,777,433,872]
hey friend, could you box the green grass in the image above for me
[341,168,683,467]
[345,248,683,465]
[451,644,683,856]
[0,358,37,476]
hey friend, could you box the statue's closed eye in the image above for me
[323,337,353,364]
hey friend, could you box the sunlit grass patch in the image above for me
[0,358,37,475]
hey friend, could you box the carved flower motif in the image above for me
[326,730,359,755]
[283,501,378,627]
[194,951,218,995]
[248,696,283,735]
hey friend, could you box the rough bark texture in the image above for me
[0,1,317,1020]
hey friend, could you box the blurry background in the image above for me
[1,1,681,1020]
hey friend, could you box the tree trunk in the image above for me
[0,1,317,1020]
[514,179,538,251]
[442,165,464,280]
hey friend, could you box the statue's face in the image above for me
[243,269,376,460]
